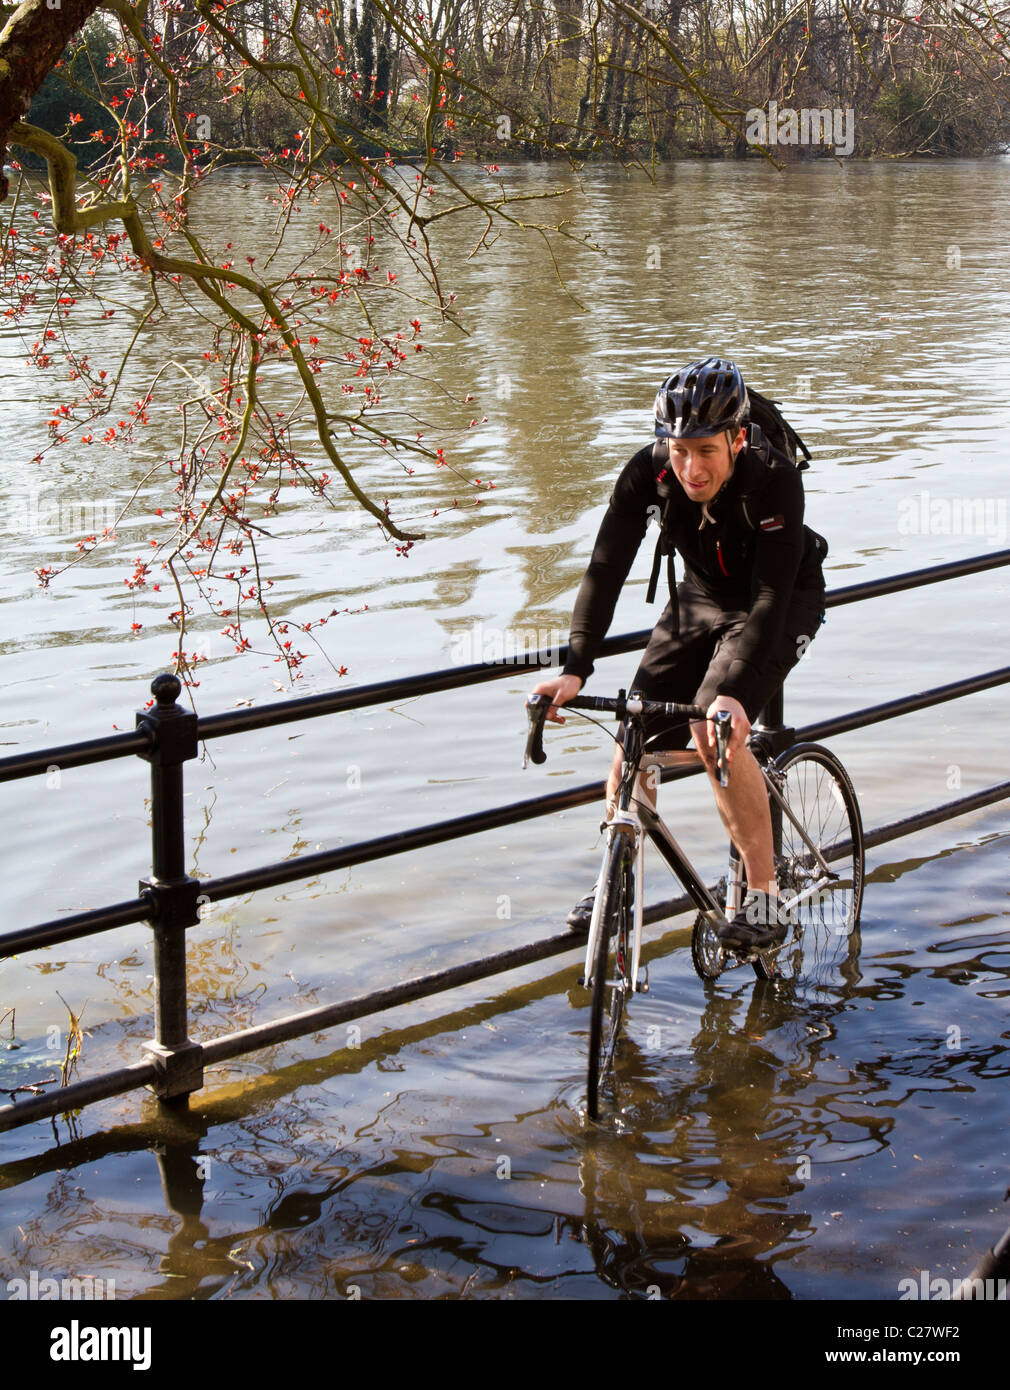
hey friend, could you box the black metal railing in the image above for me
[2,546,1009,1134]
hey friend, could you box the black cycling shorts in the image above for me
[627,581,825,752]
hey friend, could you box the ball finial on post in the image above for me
[151,673,183,708]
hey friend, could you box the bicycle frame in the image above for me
[582,743,845,987]
[583,716,730,990]
[583,798,730,990]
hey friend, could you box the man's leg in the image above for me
[604,587,715,817]
[691,719,785,949]
[693,594,825,903]
[690,729,775,893]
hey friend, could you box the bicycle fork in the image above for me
[631,820,648,992]
[583,813,647,993]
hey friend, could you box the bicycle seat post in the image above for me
[751,685,795,761]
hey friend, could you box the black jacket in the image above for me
[562,442,826,704]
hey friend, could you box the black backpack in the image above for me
[645,388,826,604]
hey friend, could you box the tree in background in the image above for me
[1,1,1007,683]
[1,0,591,682]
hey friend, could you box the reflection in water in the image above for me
[575,978,852,1298]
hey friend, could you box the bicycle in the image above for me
[524,689,865,1121]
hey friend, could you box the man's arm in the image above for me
[562,449,655,683]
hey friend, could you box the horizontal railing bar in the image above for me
[0,899,151,962]
[4,907,697,1133]
[193,631,650,740]
[193,550,1010,741]
[146,549,1010,742]
[824,548,1010,608]
[0,1059,158,1134]
[4,551,1010,777]
[200,930,585,1064]
[131,666,1010,910]
[860,781,1010,851]
[188,552,1010,741]
[643,890,694,925]
[791,666,1010,744]
[7,665,1009,957]
[3,775,1009,1133]
[0,729,151,785]
[199,781,610,902]
[0,762,707,959]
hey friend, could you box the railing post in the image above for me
[136,673,203,1104]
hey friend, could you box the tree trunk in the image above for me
[0,0,105,195]
[556,0,583,63]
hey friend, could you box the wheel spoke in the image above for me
[755,745,865,984]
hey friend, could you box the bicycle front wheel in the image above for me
[586,833,634,1120]
[754,742,865,983]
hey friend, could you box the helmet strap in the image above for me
[726,428,737,477]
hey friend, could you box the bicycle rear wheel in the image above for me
[586,834,634,1120]
[753,742,865,982]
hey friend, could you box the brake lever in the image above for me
[713,709,732,788]
[523,693,549,768]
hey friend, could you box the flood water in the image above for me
[2,160,1010,1302]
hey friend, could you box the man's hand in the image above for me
[530,674,583,724]
[704,695,750,762]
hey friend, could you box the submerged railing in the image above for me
[2,546,1009,1134]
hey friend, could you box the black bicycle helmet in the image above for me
[654,357,749,439]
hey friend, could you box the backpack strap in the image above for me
[729,438,764,534]
[644,541,677,606]
[647,440,679,610]
[736,428,803,532]
[645,539,665,605]
[745,420,800,472]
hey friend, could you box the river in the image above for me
[1,159,1009,1301]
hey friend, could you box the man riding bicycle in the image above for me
[532,357,827,952]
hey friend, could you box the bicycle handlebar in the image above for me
[523,690,732,786]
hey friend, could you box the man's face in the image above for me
[667,427,746,504]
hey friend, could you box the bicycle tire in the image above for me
[753,742,865,983]
[586,833,633,1120]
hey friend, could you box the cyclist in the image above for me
[531,357,827,952]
